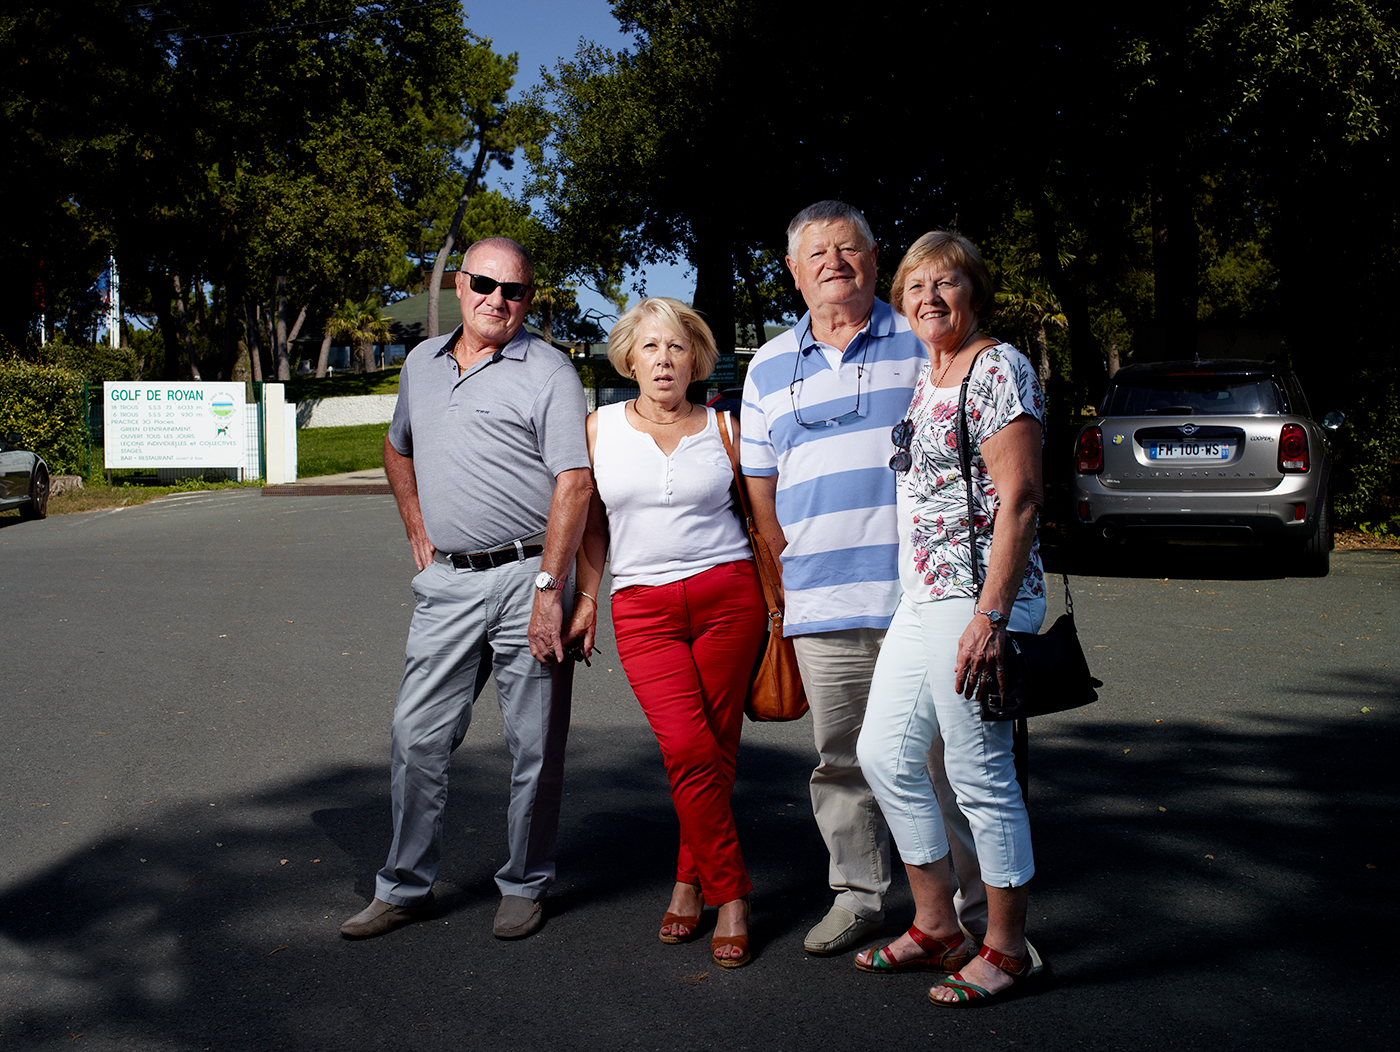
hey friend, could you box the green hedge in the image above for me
[0,359,88,474]
[1330,360,1400,535]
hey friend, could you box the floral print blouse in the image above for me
[896,343,1046,604]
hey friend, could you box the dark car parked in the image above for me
[1071,359,1344,576]
[0,434,50,521]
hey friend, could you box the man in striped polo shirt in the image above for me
[740,201,982,955]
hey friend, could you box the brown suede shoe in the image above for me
[492,894,544,939]
[340,892,436,939]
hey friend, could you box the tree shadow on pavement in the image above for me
[1,693,1397,1051]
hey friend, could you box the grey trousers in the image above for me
[375,555,573,905]
[792,628,986,932]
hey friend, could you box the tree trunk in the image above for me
[273,276,291,381]
[689,215,734,404]
[352,335,375,373]
[1029,320,1050,393]
[194,280,208,343]
[214,274,244,381]
[281,298,310,375]
[426,134,492,337]
[287,300,309,344]
[244,299,264,383]
[539,297,554,346]
[150,271,184,380]
[315,327,333,378]
[171,272,203,380]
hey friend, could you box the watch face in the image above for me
[535,571,558,591]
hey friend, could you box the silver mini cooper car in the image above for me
[1070,360,1344,575]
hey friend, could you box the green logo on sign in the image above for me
[211,394,235,418]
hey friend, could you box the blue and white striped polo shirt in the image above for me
[740,298,927,636]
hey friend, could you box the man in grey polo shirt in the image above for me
[340,236,592,941]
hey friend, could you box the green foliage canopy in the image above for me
[1,1,534,382]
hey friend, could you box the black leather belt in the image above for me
[434,544,543,571]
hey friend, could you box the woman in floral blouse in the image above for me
[853,230,1046,1007]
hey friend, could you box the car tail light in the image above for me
[1279,424,1309,472]
[1075,426,1103,474]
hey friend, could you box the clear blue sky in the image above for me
[458,2,693,322]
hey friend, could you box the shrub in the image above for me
[1329,359,1400,530]
[37,332,141,382]
[0,358,89,474]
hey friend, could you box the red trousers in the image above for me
[611,559,766,905]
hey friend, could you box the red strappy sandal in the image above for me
[929,943,1037,1006]
[854,924,977,973]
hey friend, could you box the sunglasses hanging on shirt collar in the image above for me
[789,316,872,429]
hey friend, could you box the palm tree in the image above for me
[991,254,1068,392]
[326,300,394,373]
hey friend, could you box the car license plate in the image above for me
[1147,440,1233,460]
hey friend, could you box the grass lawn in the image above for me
[296,422,390,478]
[284,367,401,405]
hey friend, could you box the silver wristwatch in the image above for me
[976,607,1008,628]
[535,571,560,593]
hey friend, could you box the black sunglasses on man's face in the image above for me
[466,271,532,302]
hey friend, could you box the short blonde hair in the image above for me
[607,297,720,382]
[890,230,996,318]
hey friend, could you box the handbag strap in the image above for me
[955,349,1073,617]
[717,411,784,619]
[717,409,754,521]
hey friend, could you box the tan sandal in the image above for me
[658,910,701,943]
[659,883,703,943]
[710,896,751,968]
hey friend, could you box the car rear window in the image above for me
[1103,375,1282,416]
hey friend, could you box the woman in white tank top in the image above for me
[564,298,765,968]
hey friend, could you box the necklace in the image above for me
[631,400,692,426]
[932,330,983,388]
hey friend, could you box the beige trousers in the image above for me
[792,628,987,933]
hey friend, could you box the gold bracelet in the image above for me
[574,589,598,604]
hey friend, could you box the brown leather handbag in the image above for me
[717,413,809,722]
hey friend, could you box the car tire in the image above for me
[1296,495,1330,578]
[19,464,48,521]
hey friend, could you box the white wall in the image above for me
[296,393,398,429]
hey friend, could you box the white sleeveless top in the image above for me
[593,402,753,593]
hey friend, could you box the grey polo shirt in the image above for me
[387,326,590,554]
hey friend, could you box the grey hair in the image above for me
[463,237,535,285]
[786,201,875,256]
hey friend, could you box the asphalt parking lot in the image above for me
[2,491,1397,1051]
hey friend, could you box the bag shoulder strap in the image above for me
[718,410,784,618]
[718,410,755,521]
[957,348,988,593]
[956,350,1074,615]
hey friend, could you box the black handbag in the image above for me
[955,353,1102,723]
